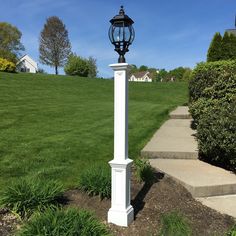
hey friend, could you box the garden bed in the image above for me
[65,172,234,236]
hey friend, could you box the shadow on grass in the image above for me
[132,172,164,218]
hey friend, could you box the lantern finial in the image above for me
[119,6,125,15]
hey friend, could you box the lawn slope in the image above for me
[0,72,188,188]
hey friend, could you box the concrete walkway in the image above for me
[142,106,236,218]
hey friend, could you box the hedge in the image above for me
[189,60,236,102]
[189,61,236,172]
[0,57,16,72]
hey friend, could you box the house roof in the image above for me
[131,71,150,78]
[226,29,236,36]
[17,54,38,69]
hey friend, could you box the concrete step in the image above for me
[149,159,236,198]
[169,106,192,119]
[197,195,236,219]
[141,119,198,159]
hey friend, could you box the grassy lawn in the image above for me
[0,72,188,189]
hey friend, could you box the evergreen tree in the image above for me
[207,33,222,62]
[221,32,232,60]
[39,16,71,75]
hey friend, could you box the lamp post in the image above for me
[107,6,135,227]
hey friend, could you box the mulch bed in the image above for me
[65,172,234,236]
[1,172,235,236]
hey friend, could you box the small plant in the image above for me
[227,224,236,236]
[0,58,16,72]
[78,164,111,199]
[159,211,192,236]
[0,178,64,218]
[17,207,110,236]
[134,158,155,184]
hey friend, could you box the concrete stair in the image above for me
[142,106,236,218]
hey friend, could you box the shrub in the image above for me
[0,178,64,218]
[189,60,236,102]
[134,158,155,184]
[159,211,192,236]
[64,53,89,77]
[17,207,110,236]
[78,165,111,199]
[0,57,16,72]
[197,99,236,171]
[189,73,236,126]
[227,224,236,236]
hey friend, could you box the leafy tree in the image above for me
[156,69,168,82]
[182,68,192,81]
[207,33,223,62]
[139,65,148,71]
[39,16,71,75]
[64,53,89,77]
[0,22,24,63]
[87,56,98,78]
[169,67,186,81]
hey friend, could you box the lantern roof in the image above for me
[109,6,134,25]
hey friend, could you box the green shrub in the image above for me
[227,224,236,236]
[134,158,155,184]
[64,53,89,77]
[0,178,64,218]
[17,207,110,236]
[197,99,236,171]
[0,57,16,72]
[78,165,111,199]
[189,73,236,126]
[159,211,192,236]
[189,60,236,102]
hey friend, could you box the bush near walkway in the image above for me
[189,61,236,172]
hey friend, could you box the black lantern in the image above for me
[109,6,135,63]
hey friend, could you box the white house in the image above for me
[17,55,38,73]
[129,71,153,82]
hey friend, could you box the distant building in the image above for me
[225,15,236,36]
[129,71,153,82]
[17,55,38,73]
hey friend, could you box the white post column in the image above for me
[107,63,134,227]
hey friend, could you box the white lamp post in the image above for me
[107,6,135,227]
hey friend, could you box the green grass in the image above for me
[0,72,188,189]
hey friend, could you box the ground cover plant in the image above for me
[159,211,192,236]
[78,164,111,199]
[0,178,64,218]
[17,207,111,236]
[0,72,188,190]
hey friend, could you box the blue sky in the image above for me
[1,0,236,77]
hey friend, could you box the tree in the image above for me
[39,16,71,75]
[156,69,168,82]
[139,65,148,71]
[0,22,24,63]
[207,32,222,62]
[64,53,89,77]
[182,68,192,81]
[87,56,98,78]
[169,67,186,81]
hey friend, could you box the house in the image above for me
[17,55,38,73]
[225,16,236,36]
[129,71,153,82]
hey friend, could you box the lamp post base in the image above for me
[107,159,134,227]
[108,205,134,227]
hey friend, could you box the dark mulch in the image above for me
[1,172,234,236]
[65,172,234,236]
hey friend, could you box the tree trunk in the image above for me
[55,66,58,75]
